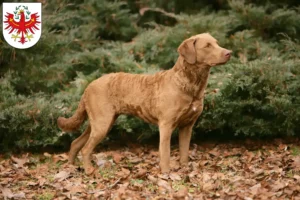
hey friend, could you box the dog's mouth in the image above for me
[210,57,231,66]
[210,61,228,66]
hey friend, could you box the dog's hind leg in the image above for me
[68,124,91,164]
[81,114,116,175]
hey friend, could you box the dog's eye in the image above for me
[205,43,211,48]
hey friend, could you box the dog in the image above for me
[57,33,231,174]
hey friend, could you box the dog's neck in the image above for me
[171,56,211,100]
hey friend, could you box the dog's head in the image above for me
[178,33,231,66]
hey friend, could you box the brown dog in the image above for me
[57,33,231,174]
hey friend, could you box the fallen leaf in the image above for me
[1,187,14,199]
[202,182,214,191]
[188,170,198,178]
[199,160,209,167]
[116,182,129,199]
[170,160,180,170]
[293,174,300,181]
[173,186,188,200]
[170,173,181,181]
[202,172,211,182]
[53,153,68,163]
[208,148,220,157]
[133,168,147,178]
[95,153,107,167]
[271,181,286,192]
[128,157,142,164]
[43,152,52,157]
[291,156,300,170]
[38,177,46,186]
[93,191,106,198]
[54,170,70,182]
[278,144,288,151]
[112,152,124,164]
[148,175,157,183]
[0,164,5,172]
[27,181,38,186]
[97,159,107,167]
[250,183,261,195]
[11,192,26,199]
[117,168,130,179]
[11,155,28,168]
[157,179,172,191]
[158,173,169,180]
[69,185,86,194]
[122,167,130,175]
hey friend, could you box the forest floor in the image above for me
[1,138,300,199]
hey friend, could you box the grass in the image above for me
[172,179,187,191]
[146,182,158,192]
[131,179,144,185]
[36,192,55,200]
[291,146,300,156]
[99,165,117,179]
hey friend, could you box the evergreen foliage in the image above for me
[0,0,299,151]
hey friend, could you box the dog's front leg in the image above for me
[179,122,195,165]
[159,123,175,173]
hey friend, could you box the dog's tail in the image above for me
[57,96,87,132]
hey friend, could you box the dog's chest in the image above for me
[177,99,204,126]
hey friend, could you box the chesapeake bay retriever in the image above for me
[57,33,231,174]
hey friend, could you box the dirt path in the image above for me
[1,139,300,199]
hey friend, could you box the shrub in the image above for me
[0,0,299,151]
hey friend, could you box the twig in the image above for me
[89,178,121,193]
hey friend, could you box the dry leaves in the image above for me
[54,170,70,182]
[1,139,300,199]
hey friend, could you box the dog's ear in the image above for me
[178,38,197,64]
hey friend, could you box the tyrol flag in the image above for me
[2,3,42,49]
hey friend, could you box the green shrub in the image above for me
[0,0,299,151]
[228,0,300,40]
[198,56,300,136]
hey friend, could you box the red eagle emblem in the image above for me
[4,9,40,44]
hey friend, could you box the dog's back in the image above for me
[86,71,171,124]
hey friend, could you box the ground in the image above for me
[1,138,300,199]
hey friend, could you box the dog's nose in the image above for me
[225,50,232,58]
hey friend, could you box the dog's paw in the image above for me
[160,166,170,174]
[84,166,96,175]
[179,160,189,166]
[68,157,75,165]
